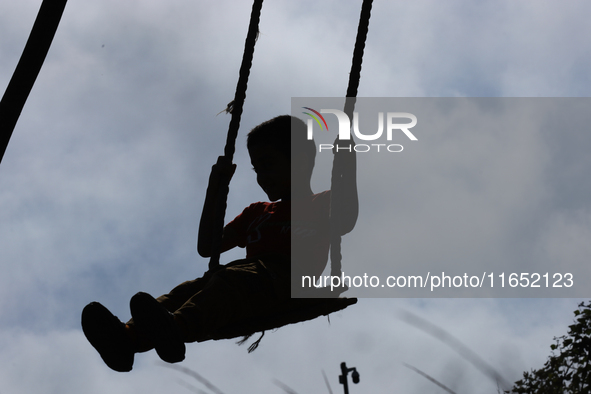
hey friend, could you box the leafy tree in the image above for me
[508,301,591,393]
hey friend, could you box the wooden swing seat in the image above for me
[201,295,357,344]
[190,261,357,345]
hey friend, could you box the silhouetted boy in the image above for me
[81,115,357,372]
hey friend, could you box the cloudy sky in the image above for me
[1,0,591,393]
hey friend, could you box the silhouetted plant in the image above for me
[508,301,591,393]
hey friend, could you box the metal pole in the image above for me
[339,362,360,394]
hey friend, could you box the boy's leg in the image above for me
[81,274,216,369]
[108,256,287,361]
[125,274,213,352]
[130,292,185,364]
[173,258,289,342]
[155,274,213,313]
[81,302,135,372]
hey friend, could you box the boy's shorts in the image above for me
[152,254,290,342]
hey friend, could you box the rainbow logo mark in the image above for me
[302,107,329,131]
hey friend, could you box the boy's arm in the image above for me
[330,138,359,235]
[197,156,240,258]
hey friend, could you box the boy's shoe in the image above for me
[130,292,185,364]
[81,302,134,372]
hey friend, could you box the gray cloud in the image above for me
[1,1,591,392]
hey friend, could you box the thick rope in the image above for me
[223,0,263,162]
[330,0,373,278]
[343,0,373,119]
[0,0,68,165]
[209,0,264,270]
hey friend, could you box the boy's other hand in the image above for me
[332,137,356,172]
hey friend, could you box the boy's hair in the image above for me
[247,115,316,167]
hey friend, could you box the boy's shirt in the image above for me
[225,191,331,278]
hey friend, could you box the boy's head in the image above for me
[247,115,316,201]
[247,115,315,162]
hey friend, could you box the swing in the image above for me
[201,0,373,350]
[5,0,372,354]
